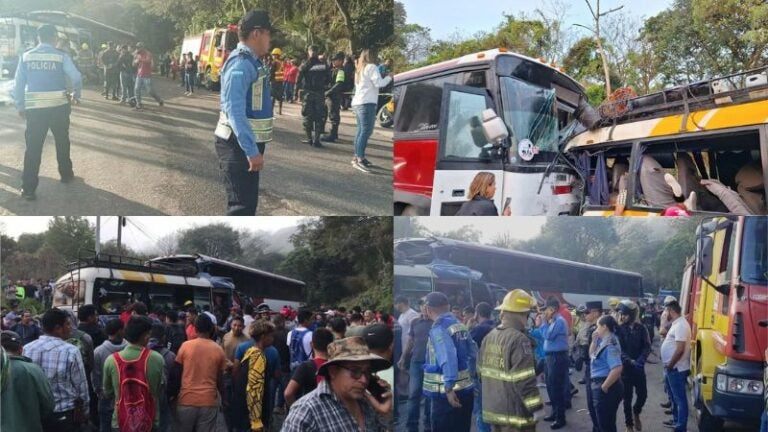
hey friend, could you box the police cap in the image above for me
[585,301,603,312]
[240,9,273,34]
[424,292,449,308]
[37,24,57,41]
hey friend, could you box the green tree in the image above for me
[16,233,46,254]
[44,217,95,263]
[177,223,243,260]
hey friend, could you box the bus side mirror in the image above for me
[481,109,509,146]
[696,236,714,276]
[714,283,730,296]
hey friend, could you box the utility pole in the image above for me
[95,216,101,255]
[117,216,124,255]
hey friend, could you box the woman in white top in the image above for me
[350,49,392,173]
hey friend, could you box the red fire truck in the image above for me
[181,25,238,90]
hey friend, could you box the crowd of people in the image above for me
[394,291,707,432]
[0,298,396,432]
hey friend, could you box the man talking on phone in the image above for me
[282,337,393,431]
[215,9,274,215]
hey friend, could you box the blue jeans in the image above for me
[185,71,195,93]
[120,72,134,102]
[134,76,162,107]
[284,82,295,101]
[407,360,430,432]
[353,103,376,159]
[473,379,490,432]
[666,369,689,432]
[760,409,767,432]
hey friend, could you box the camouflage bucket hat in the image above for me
[318,336,391,376]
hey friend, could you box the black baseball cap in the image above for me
[240,9,273,33]
[1,331,22,350]
[425,292,449,308]
[586,301,603,312]
[332,52,346,61]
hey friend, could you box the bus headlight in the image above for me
[716,374,727,392]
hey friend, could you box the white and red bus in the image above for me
[393,49,599,216]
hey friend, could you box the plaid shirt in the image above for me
[22,335,89,413]
[282,379,388,432]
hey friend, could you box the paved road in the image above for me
[395,335,756,431]
[0,76,392,215]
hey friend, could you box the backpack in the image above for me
[113,348,156,432]
[289,329,310,370]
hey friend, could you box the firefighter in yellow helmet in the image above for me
[270,47,285,114]
[478,289,544,431]
[608,297,621,319]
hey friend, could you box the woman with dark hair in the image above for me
[589,315,624,432]
[455,172,512,216]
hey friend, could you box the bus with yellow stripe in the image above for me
[53,252,305,322]
[564,66,768,216]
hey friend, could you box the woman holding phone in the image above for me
[455,172,512,216]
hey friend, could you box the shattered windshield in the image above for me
[499,76,558,161]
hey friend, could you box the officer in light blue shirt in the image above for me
[14,24,82,201]
[539,297,570,428]
[589,314,624,432]
[214,9,274,215]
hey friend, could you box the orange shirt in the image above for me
[176,337,228,407]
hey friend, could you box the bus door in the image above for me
[431,84,502,215]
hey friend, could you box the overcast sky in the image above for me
[401,0,673,41]
[0,216,308,252]
[409,216,546,242]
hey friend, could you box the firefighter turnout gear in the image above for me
[424,311,477,432]
[478,320,543,431]
[496,289,537,313]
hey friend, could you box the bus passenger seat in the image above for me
[639,155,678,208]
[735,163,766,214]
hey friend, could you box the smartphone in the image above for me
[503,197,511,210]
[367,374,387,402]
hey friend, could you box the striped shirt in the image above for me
[281,379,388,432]
[22,335,89,413]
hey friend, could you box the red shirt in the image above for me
[559,305,572,331]
[120,310,131,325]
[313,358,327,384]
[134,50,153,78]
[186,323,197,340]
[284,64,299,84]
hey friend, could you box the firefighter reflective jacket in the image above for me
[478,323,543,430]
[423,312,476,398]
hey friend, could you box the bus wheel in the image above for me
[697,407,724,432]
[205,68,214,91]
[401,205,421,216]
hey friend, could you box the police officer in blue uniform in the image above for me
[13,24,82,201]
[539,297,569,429]
[589,315,624,432]
[215,10,273,215]
[422,292,477,432]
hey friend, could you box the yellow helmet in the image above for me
[271,48,283,56]
[608,297,621,308]
[81,43,89,50]
[496,289,537,313]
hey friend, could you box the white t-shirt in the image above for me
[661,316,691,371]
[243,314,254,330]
[397,308,419,350]
[351,64,392,106]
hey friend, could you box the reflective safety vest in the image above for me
[21,48,70,110]
[14,285,25,300]
[478,323,543,430]
[272,59,284,82]
[423,313,476,398]
[221,45,274,143]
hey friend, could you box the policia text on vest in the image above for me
[215,10,274,216]
[13,24,82,201]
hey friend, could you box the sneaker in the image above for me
[360,158,373,168]
[21,190,36,201]
[352,159,370,173]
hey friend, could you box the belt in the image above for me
[545,350,568,355]
[591,377,607,383]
